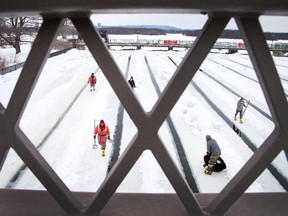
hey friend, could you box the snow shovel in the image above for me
[93,119,98,149]
[242,100,250,118]
[92,138,98,149]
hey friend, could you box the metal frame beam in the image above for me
[0,1,287,215]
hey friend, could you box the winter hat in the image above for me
[206,135,211,141]
[100,119,104,124]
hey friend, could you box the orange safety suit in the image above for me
[94,122,110,143]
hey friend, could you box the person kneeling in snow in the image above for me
[203,153,226,172]
[94,119,110,157]
[204,135,222,175]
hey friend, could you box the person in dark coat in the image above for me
[234,97,247,123]
[204,135,222,175]
[203,154,226,172]
[128,76,136,89]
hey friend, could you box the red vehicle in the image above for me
[163,40,178,45]
[237,42,245,48]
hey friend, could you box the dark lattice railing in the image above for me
[0,1,288,215]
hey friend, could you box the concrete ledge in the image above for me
[0,189,287,215]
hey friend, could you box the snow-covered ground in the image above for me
[0,38,287,194]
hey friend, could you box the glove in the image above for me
[93,135,96,139]
[108,135,110,140]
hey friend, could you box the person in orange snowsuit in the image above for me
[94,119,110,157]
[88,73,97,91]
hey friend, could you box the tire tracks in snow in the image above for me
[7,67,100,188]
[199,68,273,121]
[227,58,288,82]
[107,55,131,173]
[168,56,288,192]
[169,56,272,120]
[144,56,199,193]
[209,58,288,96]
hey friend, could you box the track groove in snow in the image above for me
[168,55,288,191]
[1,49,286,193]
[107,55,131,173]
[145,56,199,192]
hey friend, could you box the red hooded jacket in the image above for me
[88,74,97,84]
[94,120,110,143]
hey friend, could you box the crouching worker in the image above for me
[204,135,222,175]
[94,119,110,157]
[203,154,226,172]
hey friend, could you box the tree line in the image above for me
[101,27,288,40]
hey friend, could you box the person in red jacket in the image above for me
[94,119,110,157]
[88,73,97,91]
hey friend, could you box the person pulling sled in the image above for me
[93,119,111,157]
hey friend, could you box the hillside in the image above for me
[98,25,288,40]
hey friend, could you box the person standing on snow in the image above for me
[204,135,221,175]
[94,119,110,157]
[88,73,97,91]
[234,97,247,123]
[128,76,136,89]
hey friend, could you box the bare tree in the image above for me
[0,16,41,54]
[58,18,74,40]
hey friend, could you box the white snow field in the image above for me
[0,42,287,194]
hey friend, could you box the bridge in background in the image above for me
[105,38,288,53]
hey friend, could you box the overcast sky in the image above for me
[91,14,288,33]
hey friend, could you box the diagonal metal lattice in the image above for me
[72,15,231,214]
[207,16,288,215]
[1,17,82,214]
[0,1,288,215]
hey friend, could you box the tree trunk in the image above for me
[14,40,21,54]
